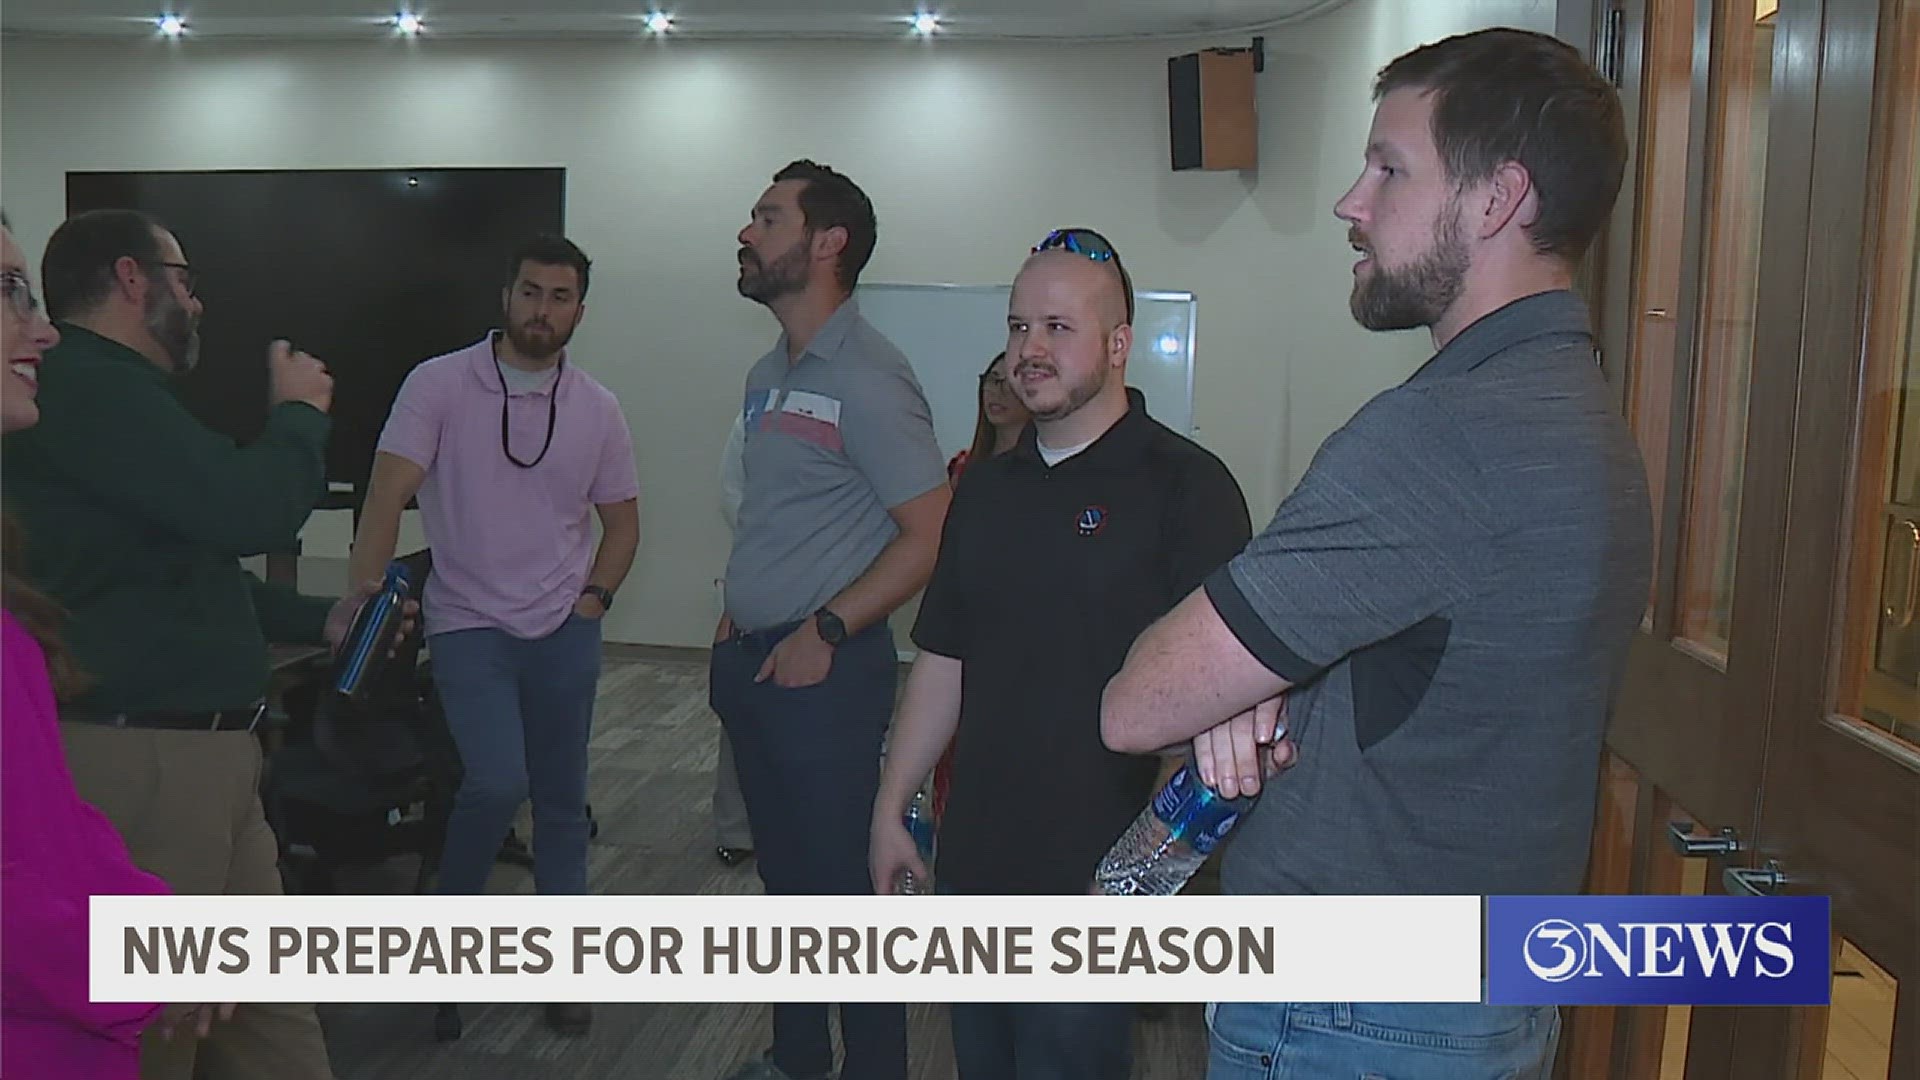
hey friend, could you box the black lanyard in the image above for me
[493,341,560,469]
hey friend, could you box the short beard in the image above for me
[1350,198,1470,332]
[1018,359,1108,423]
[736,239,811,304]
[506,315,573,363]
[146,291,200,373]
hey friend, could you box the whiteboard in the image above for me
[853,282,1198,456]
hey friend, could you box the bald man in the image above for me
[869,229,1251,1080]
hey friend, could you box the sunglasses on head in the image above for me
[1032,228,1116,262]
[1031,228,1134,324]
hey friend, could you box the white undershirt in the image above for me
[498,362,559,396]
[1037,435,1098,467]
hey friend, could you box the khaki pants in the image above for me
[60,723,334,1080]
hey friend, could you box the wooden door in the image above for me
[1564,0,1920,1077]
[1726,0,1920,1074]
[1563,0,1784,1074]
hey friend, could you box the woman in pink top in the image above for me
[0,214,170,1078]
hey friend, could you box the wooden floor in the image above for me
[316,649,1209,1079]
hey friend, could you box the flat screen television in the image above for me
[65,167,566,491]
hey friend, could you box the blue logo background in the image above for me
[1487,895,1830,1006]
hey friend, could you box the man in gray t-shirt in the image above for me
[710,160,948,1080]
[1101,29,1649,1080]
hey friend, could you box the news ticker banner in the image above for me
[90,893,1831,1007]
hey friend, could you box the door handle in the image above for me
[1724,860,1786,897]
[1668,821,1740,858]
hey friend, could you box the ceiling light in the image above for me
[155,14,186,37]
[393,12,424,35]
[644,11,673,34]
[910,12,940,36]
[1156,334,1181,356]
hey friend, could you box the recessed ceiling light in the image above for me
[155,13,186,37]
[393,12,424,35]
[910,12,940,36]
[644,11,673,34]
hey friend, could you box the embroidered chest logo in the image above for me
[1076,505,1108,537]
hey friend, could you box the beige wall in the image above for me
[0,0,1560,647]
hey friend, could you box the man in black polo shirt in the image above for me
[1101,29,1650,1079]
[871,228,1250,1080]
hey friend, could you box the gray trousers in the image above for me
[713,726,752,848]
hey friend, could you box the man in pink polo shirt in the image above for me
[348,234,639,1042]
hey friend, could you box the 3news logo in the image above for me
[1486,895,1831,1006]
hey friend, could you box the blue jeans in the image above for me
[950,1000,1133,1080]
[710,618,907,1080]
[429,614,602,897]
[1206,1002,1560,1080]
[935,882,1132,1080]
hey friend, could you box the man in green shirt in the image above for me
[2,208,356,1080]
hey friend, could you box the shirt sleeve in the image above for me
[842,364,948,510]
[248,575,333,646]
[910,472,977,660]
[24,361,327,558]
[1202,391,1496,684]
[374,365,443,473]
[589,393,641,505]
[1165,450,1254,601]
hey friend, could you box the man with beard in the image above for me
[870,229,1250,1080]
[714,161,947,1080]
[1100,28,1652,1079]
[349,234,638,1042]
[2,208,353,1080]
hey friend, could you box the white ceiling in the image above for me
[0,0,1354,42]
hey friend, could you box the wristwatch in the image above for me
[812,606,847,646]
[582,585,615,611]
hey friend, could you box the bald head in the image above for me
[1016,249,1131,333]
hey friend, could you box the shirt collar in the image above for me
[1414,289,1595,382]
[781,295,861,366]
[50,322,172,381]
[467,330,566,397]
[1010,386,1154,472]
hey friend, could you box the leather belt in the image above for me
[68,701,268,733]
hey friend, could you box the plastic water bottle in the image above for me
[1093,764,1254,895]
[899,788,937,895]
[332,561,413,703]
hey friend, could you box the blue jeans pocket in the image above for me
[1205,1002,1278,1079]
[1285,1003,1555,1080]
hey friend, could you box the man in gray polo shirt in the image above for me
[712,159,949,1080]
[1101,29,1650,1079]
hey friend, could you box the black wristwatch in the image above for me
[812,607,847,646]
[582,585,615,611]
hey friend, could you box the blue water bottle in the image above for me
[899,788,936,894]
[333,561,413,702]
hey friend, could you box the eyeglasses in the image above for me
[1,271,41,321]
[144,260,197,297]
[1032,228,1116,262]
